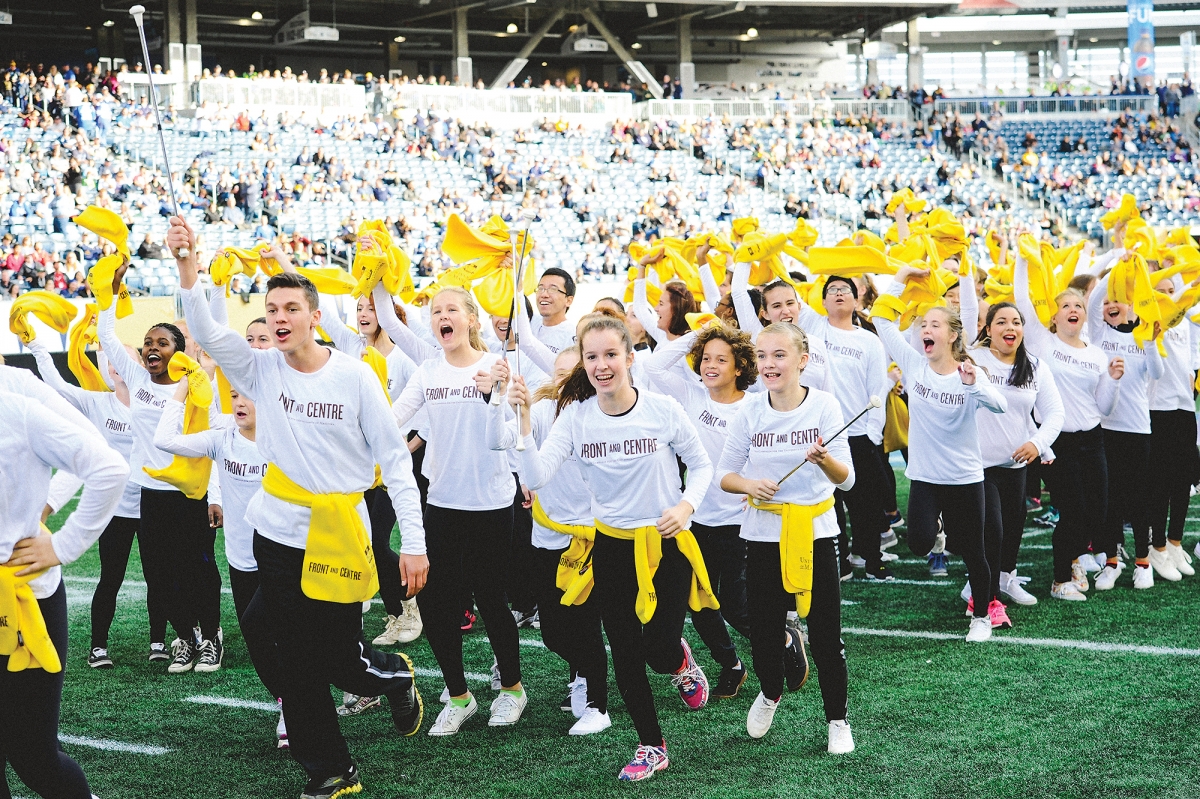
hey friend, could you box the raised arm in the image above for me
[641,330,704,400]
[28,338,93,414]
[318,292,365,357]
[97,302,146,384]
[1087,273,1109,345]
[513,305,558,376]
[1013,255,1056,357]
[874,283,926,375]
[632,276,665,344]
[374,283,438,364]
[959,270,978,342]
[698,260,722,313]
[208,282,229,328]
[179,284,261,400]
[730,261,763,338]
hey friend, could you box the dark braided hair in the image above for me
[147,322,186,354]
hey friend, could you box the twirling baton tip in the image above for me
[868,395,882,408]
[130,4,146,20]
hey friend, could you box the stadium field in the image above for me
[22,476,1200,799]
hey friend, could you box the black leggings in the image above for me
[841,436,892,569]
[907,480,989,619]
[984,465,1026,598]
[1149,410,1199,547]
[139,487,222,641]
[690,522,749,670]
[230,565,285,699]
[746,538,848,720]
[1043,425,1108,583]
[593,532,690,747]
[508,476,537,616]
[365,485,405,616]
[530,546,608,713]
[90,514,166,649]
[416,504,521,697]
[1101,429,1151,560]
[0,583,91,799]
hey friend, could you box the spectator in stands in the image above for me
[137,233,166,260]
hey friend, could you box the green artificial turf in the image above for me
[15,473,1200,799]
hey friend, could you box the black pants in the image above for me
[508,476,537,615]
[907,480,989,619]
[408,433,428,511]
[1149,410,1199,547]
[365,486,405,616]
[530,546,608,713]
[984,465,1026,598]
[746,538,848,720]
[0,583,91,799]
[229,565,285,699]
[90,514,164,649]
[416,504,521,697]
[840,436,892,569]
[593,532,690,746]
[140,487,222,641]
[1043,425,1108,583]
[1101,429,1151,560]
[690,522,749,669]
[252,534,415,782]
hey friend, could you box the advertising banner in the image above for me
[1128,0,1155,88]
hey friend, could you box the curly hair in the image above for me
[688,326,758,392]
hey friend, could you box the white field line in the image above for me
[843,626,1200,656]
[58,734,171,755]
[62,575,234,595]
[184,695,278,713]
[849,578,957,587]
[414,667,492,682]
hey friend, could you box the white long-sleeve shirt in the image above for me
[971,348,1065,469]
[317,293,419,402]
[0,390,128,598]
[179,284,427,555]
[1087,274,1165,434]
[716,388,853,543]
[876,283,1008,485]
[517,390,714,530]
[1148,320,1198,412]
[530,316,576,355]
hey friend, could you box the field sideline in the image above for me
[18,476,1200,799]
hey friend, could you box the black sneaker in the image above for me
[148,642,170,662]
[711,660,748,699]
[195,636,223,673]
[387,653,424,736]
[88,647,114,669]
[865,563,895,582]
[167,638,197,674]
[300,765,362,799]
[839,558,855,582]
[511,608,538,629]
[782,624,810,692]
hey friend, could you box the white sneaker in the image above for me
[1090,552,1108,573]
[569,706,612,735]
[428,695,478,736]
[488,690,528,726]
[1094,562,1123,591]
[276,701,288,749]
[439,686,450,703]
[362,599,372,614]
[880,550,899,562]
[1133,564,1155,590]
[570,677,589,719]
[490,657,502,691]
[959,581,972,602]
[1148,548,1182,582]
[965,616,992,642]
[932,530,946,554]
[827,719,855,754]
[1070,561,1090,593]
[999,570,1038,606]
[1050,581,1087,601]
[847,554,866,568]
[1167,542,1195,576]
[746,692,779,739]
[372,615,406,646]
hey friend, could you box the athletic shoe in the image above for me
[1050,581,1086,601]
[277,700,288,749]
[1080,553,1102,573]
[490,657,502,691]
[618,743,669,782]
[1194,540,1200,561]
[782,624,810,692]
[965,616,992,642]
[999,570,1038,606]
[371,611,420,647]
[928,552,949,578]
[865,563,894,582]
[1094,562,1123,591]
[847,554,867,569]
[1133,564,1155,590]
[880,550,899,563]
[1070,561,1090,593]
[569,706,612,736]
[827,720,855,754]
[1148,548,1182,582]
[963,597,975,617]
[88,647,113,669]
[960,581,972,603]
[148,642,169,662]
[885,510,904,529]
[880,530,899,549]
[300,765,361,799]
[460,609,476,632]
[570,677,589,719]
[195,636,223,673]
[337,694,382,717]
[932,528,946,554]
[1025,496,1041,512]
[559,685,574,713]
[1167,542,1195,576]
[439,687,450,704]
[428,696,477,736]
[167,638,197,673]
[746,692,780,739]
[712,660,748,699]
[387,654,424,736]
[488,690,528,726]
[670,638,709,710]
[839,558,854,582]
[530,610,541,630]
[1032,508,1059,528]
[512,608,538,629]
[987,599,1012,630]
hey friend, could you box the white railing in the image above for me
[391,86,633,123]
[195,78,366,114]
[933,95,1157,118]
[636,98,909,121]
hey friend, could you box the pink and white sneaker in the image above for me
[670,638,709,710]
[987,599,1012,629]
[964,596,974,617]
[618,742,669,782]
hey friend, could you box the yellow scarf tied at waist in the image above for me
[67,303,110,392]
[262,463,379,604]
[8,290,78,345]
[0,526,61,673]
[594,519,719,624]
[531,498,596,606]
[748,496,836,618]
[142,352,214,499]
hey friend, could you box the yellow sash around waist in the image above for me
[748,496,836,618]
[594,519,719,624]
[0,526,60,673]
[262,464,379,604]
[531,497,595,606]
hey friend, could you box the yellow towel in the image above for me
[86,253,134,318]
[747,496,836,617]
[295,267,358,295]
[73,206,131,259]
[1101,193,1139,231]
[886,188,927,216]
[142,352,214,499]
[214,366,233,414]
[355,221,415,301]
[68,304,109,392]
[439,214,536,317]
[594,519,719,624]
[262,464,379,604]
[883,385,909,453]
[806,244,899,277]
[531,498,596,606]
[734,231,800,287]
[8,290,78,345]
[0,525,60,673]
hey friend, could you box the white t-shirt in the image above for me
[525,399,591,550]
[971,348,1065,469]
[796,303,890,443]
[531,316,576,355]
[716,388,853,543]
[1088,275,1164,435]
[1148,322,1197,413]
